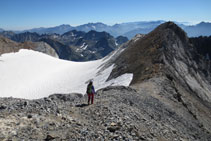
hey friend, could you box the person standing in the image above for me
[86,81,95,105]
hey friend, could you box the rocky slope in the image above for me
[0,36,58,57]
[1,86,210,140]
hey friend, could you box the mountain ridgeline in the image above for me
[2,21,211,39]
[0,30,128,61]
[106,21,211,137]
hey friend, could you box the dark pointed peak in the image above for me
[155,21,185,34]
[149,21,189,44]
[157,21,177,28]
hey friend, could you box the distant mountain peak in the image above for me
[87,22,106,25]
[57,24,72,27]
[197,21,211,26]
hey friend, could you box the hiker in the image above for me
[86,81,95,105]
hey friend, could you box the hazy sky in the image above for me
[0,0,210,30]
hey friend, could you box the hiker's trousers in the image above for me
[88,93,94,104]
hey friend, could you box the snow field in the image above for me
[0,49,133,99]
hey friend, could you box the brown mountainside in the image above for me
[0,35,58,57]
[108,22,211,134]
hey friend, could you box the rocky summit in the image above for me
[0,22,211,140]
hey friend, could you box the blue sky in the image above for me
[0,0,210,30]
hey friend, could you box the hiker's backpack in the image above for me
[87,84,92,94]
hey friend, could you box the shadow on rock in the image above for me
[75,103,89,108]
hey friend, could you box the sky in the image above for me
[0,0,211,30]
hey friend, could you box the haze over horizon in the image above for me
[0,0,211,30]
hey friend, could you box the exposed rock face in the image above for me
[1,86,210,140]
[0,36,58,57]
[39,38,81,61]
[31,42,59,58]
[189,36,211,60]
[11,32,40,42]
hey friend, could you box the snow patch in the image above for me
[92,26,96,29]
[76,43,88,52]
[80,43,88,50]
[71,32,75,37]
[115,40,119,46]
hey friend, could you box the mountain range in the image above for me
[0,30,128,61]
[2,21,211,39]
[0,22,211,140]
